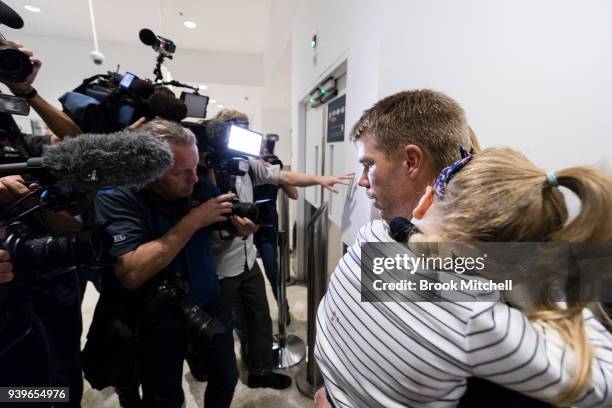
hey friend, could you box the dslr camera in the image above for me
[143,272,226,342]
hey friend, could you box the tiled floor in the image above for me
[80,259,313,407]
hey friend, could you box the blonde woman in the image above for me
[315,147,612,407]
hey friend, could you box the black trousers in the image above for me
[0,270,83,408]
[0,311,52,408]
[219,261,273,375]
[131,295,237,408]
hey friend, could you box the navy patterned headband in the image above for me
[433,147,473,197]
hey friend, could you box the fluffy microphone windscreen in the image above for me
[42,130,174,190]
[0,1,24,29]
[139,28,156,46]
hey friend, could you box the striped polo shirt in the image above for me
[315,220,612,407]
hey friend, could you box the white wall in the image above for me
[5,33,264,129]
[288,0,382,244]
[262,38,292,163]
[377,0,612,172]
[269,0,612,244]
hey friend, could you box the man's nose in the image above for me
[358,169,369,188]
[189,169,198,184]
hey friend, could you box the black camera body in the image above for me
[143,272,225,342]
[191,179,273,231]
[0,45,32,83]
[151,35,176,57]
[0,49,32,144]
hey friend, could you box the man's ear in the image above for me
[413,186,434,220]
[404,144,425,177]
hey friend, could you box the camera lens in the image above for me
[231,202,258,222]
[5,225,112,269]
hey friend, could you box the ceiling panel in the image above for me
[3,0,271,54]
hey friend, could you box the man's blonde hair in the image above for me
[351,90,470,173]
[422,147,612,405]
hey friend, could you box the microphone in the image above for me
[129,78,155,99]
[0,1,24,29]
[139,28,157,46]
[0,130,174,191]
[389,217,417,242]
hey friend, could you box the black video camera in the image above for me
[139,28,176,82]
[59,71,154,133]
[0,160,112,306]
[139,28,176,58]
[185,120,276,234]
[183,119,262,175]
[2,221,111,277]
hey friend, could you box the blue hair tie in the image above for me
[546,171,559,187]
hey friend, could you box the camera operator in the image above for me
[90,119,238,408]
[0,4,86,403]
[0,39,81,145]
[0,175,83,408]
[201,109,352,390]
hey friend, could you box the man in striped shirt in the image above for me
[314,90,612,407]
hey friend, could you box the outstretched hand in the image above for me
[320,172,355,193]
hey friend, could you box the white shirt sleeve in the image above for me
[466,303,612,406]
[248,157,280,186]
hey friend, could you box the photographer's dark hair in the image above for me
[147,87,187,123]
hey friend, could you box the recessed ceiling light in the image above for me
[217,104,224,108]
[198,84,207,90]
[24,5,41,13]
[184,21,197,29]
[210,99,217,104]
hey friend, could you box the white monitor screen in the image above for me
[227,125,262,156]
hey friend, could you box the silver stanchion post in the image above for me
[272,191,306,368]
[296,202,328,398]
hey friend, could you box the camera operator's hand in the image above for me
[188,193,235,229]
[128,117,148,130]
[0,175,36,208]
[230,215,259,237]
[0,40,41,94]
[0,250,14,284]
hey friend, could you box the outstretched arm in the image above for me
[278,170,354,193]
